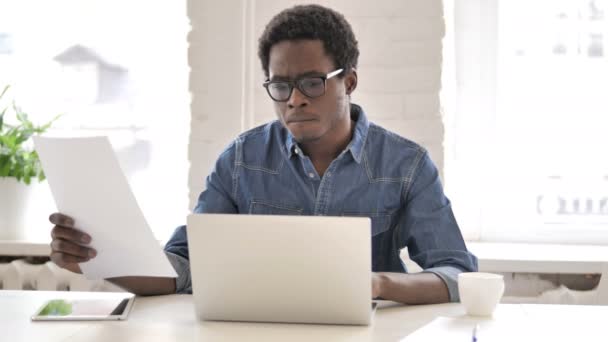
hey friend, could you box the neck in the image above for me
[300,118,355,176]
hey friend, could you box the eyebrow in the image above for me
[269,70,325,81]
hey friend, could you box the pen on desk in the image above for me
[471,323,479,342]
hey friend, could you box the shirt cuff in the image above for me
[422,265,464,302]
[165,251,192,294]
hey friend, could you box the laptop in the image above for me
[186,213,375,325]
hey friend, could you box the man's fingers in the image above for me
[51,225,91,245]
[49,212,75,228]
[50,251,90,266]
[48,213,90,275]
[50,239,96,259]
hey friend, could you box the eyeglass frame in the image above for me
[262,68,344,102]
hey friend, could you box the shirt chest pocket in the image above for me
[248,200,304,215]
[341,212,391,237]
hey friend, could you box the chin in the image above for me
[290,130,323,143]
[286,121,325,142]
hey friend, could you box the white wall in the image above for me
[187,0,446,208]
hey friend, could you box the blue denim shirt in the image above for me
[164,104,477,301]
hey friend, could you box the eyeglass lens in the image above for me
[267,77,325,101]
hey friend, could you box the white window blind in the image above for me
[444,0,608,244]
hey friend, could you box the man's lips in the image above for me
[286,116,318,124]
[288,119,316,123]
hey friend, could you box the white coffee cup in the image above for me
[458,272,505,316]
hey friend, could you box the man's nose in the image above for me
[287,87,309,108]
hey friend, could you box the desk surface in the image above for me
[1,290,607,342]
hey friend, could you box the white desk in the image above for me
[1,290,607,342]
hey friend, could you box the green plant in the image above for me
[0,85,60,185]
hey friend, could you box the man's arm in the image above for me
[106,276,176,296]
[372,272,449,304]
[163,144,239,294]
[389,151,477,303]
[48,213,177,296]
[48,142,239,296]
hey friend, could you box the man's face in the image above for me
[267,40,351,143]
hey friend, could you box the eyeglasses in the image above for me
[263,68,344,102]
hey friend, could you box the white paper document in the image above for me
[34,136,177,279]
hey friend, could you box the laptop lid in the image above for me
[186,214,372,325]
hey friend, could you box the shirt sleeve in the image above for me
[163,142,239,293]
[421,266,465,302]
[398,151,478,302]
[165,250,192,294]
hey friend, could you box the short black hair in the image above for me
[258,4,359,78]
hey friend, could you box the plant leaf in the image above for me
[0,107,6,131]
[0,85,9,100]
[0,155,9,176]
[37,170,45,182]
[0,85,57,184]
[40,113,63,132]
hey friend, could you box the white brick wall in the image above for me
[187,0,446,208]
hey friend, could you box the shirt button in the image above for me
[308,172,315,178]
[294,148,300,154]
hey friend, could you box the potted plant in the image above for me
[0,85,60,240]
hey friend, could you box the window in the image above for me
[0,0,190,242]
[443,0,608,244]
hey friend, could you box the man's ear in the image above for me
[345,69,358,95]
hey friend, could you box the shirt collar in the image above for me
[284,103,370,164]
[347,103,369,164]
[285,132,298,158]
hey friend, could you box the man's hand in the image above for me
[48,212,176,295]
[371,272,450,304]
[49,212,96,274]
[372,272,386,299]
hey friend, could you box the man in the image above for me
[48,4,477,303]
